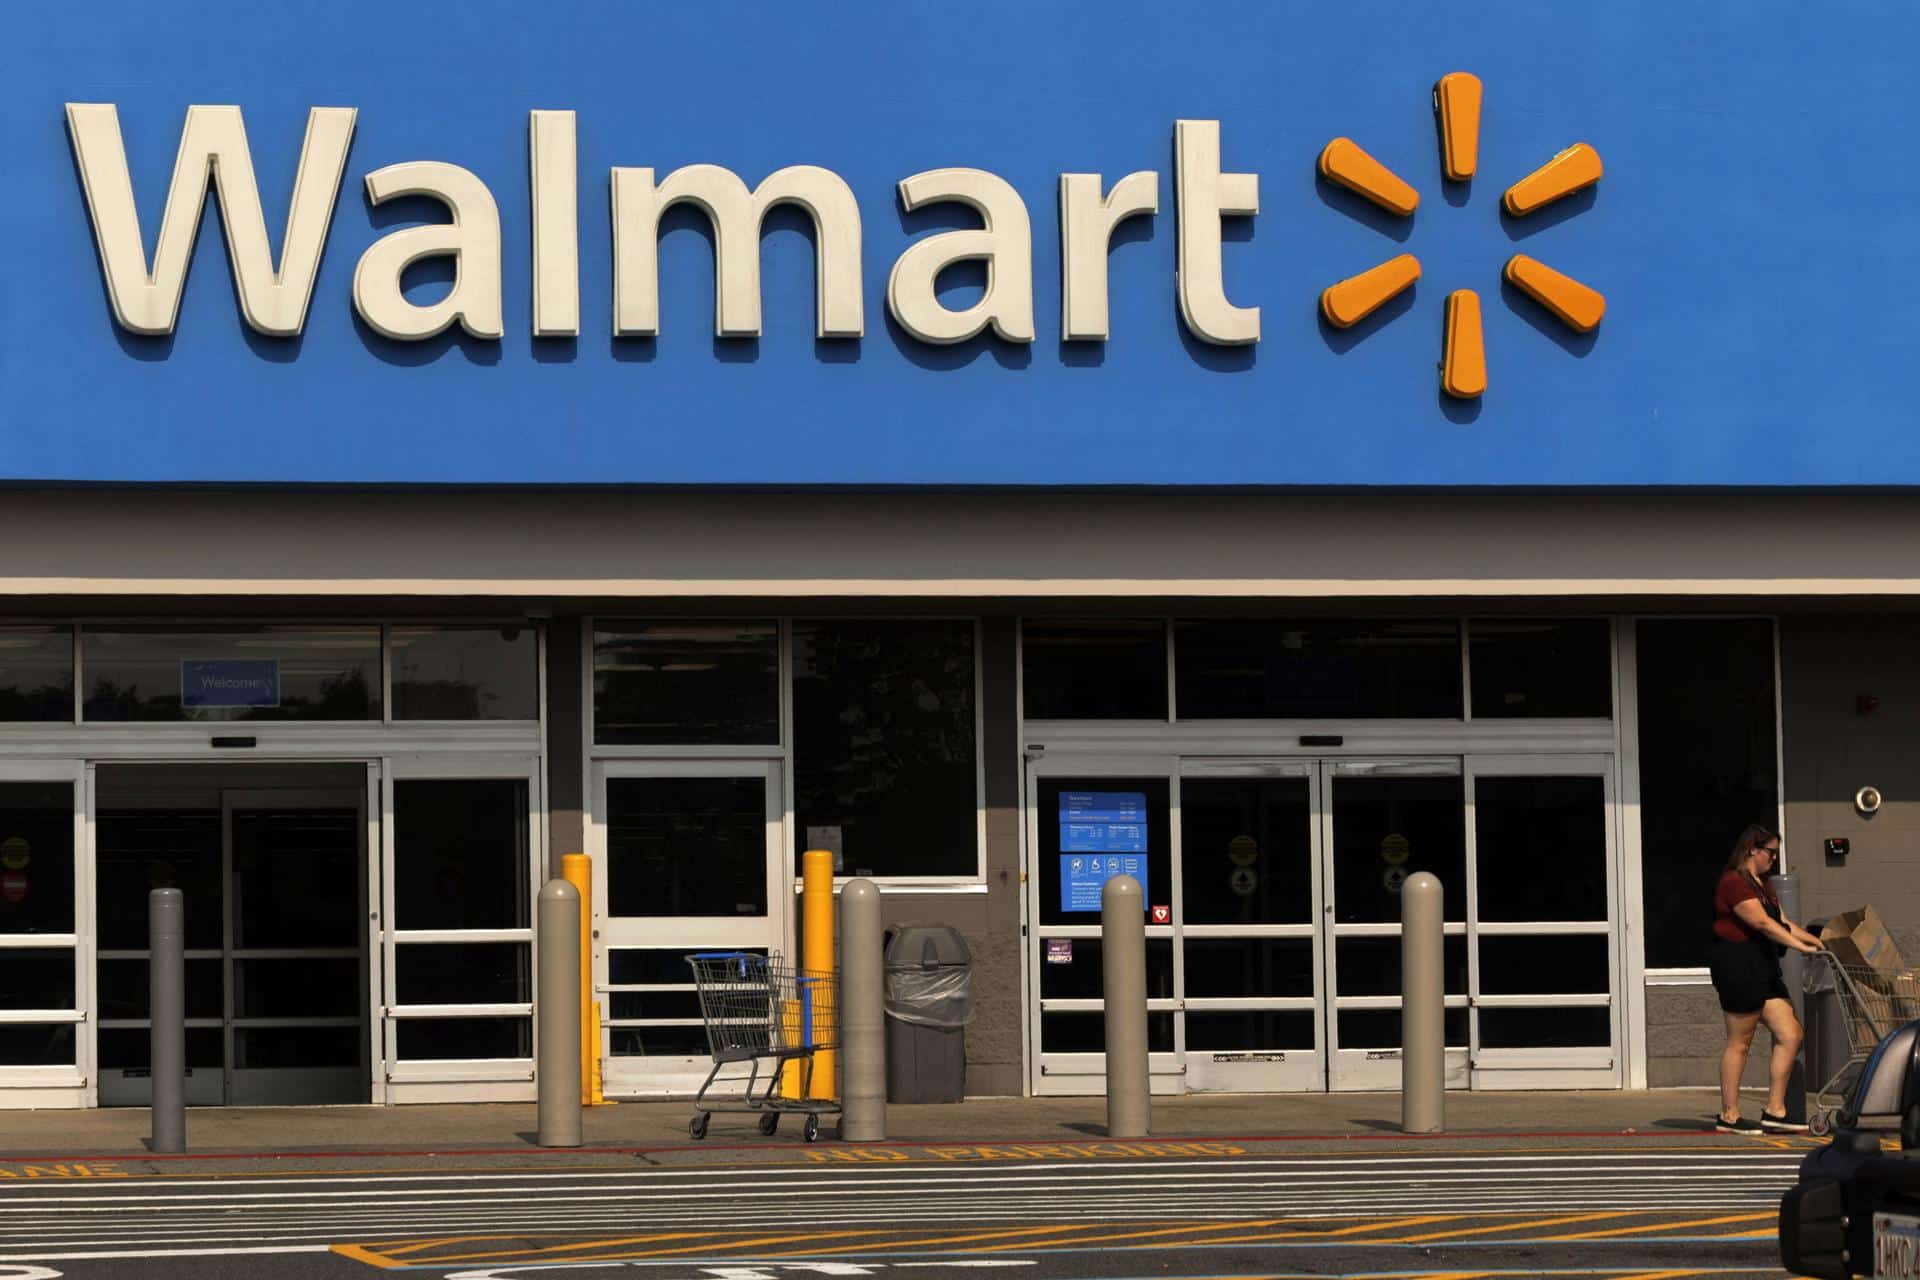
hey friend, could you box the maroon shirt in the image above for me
[1713,870,1774,943]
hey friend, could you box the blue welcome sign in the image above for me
[181,660,280,709]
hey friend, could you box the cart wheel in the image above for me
[689,1112,710,1140]
[804,1114,821,1143]
[759,1112,780,1136]
[1809,1110,1832,1138]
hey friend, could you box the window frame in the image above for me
[584,617,986,889]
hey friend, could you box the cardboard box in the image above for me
[1819,905,1908,983]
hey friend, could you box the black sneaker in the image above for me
[1761,1111,1809,1133]
[1716,1114,1763,1134]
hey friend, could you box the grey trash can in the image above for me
[884,925,974,1103]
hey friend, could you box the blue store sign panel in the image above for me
[1059,791,1149,912]
[5,2,1920,485]
[181,660,280,709]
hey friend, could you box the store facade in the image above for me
[4,3,1920,1107]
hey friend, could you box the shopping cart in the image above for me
[1806,951,1920,1135]
[684,951,839,1142]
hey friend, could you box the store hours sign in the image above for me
[1059,791,1150,913]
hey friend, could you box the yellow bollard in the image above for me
[802,848,837,1100]
[780,997,804,1099]
[560,854,615,1106]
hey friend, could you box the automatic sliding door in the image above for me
[225,790,367,1105]
[1323,762,1470,1091]
[1178,762,1322,1092]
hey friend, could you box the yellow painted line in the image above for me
[330,1243,404,1269]
[965,1214,1466,1254]
[1370,1210,1633,1244]
[1535,1211,1773,1241]
[753,1222,1127,1258]
[510,1227,892,1263]
[408,1228,756,1264]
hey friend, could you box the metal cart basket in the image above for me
[685,951,839,1142]
[1806,951,1920,1135]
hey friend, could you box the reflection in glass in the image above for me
[1175,620,1462,719]
[234,958,360,1017]
[610,947,764,986]
[610,1025,709,1057]
[1183,938,1315,1000]
[1329,775,1464,923]
[0,1024,75,1066]
[0,949,75,1010]
[394,779,529,931]
[609,991,703,1020]
[0,627,73,722]
[232,808,358,948]
[0,783,75,936]
[97,958,221,1020]
[1040,1011,1175,1053]
[1334,935,1468,996]
[1021,620,1167,719]
[607,777,767,918]
[391,626,538,720]
[792,620,976,878]
[594,621,779,745]
[1039,939,1173,1000]
[1179,777,1312,924]
[397,1016,531,1061]
[396,943,531,1005]
[1636,619,1778,969]
[1477,935,1610,995]
[1474,776,1606,921]
[94,810,221,950]
[235,1026,359,1068]
[81,626,380,721]
[1034,778,1171,928]
[1468,619,1612,718]
[1338,1008,1468,1049]
[1186,1010,1316,1051]
[1479,1007,1610,1048]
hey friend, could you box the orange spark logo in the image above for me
[1317,72,1604,400]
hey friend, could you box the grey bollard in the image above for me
[536,879,582,1148]
[1774,872,1807,1124]
[1102,874,1150,1138]
[839,878,886,1141]
[1401,871,1444,1135]
[148,888,185,1154]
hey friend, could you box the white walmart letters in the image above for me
[66,105,1261,349]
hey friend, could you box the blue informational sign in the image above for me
[1060,853,1150,914]
[1059,791,1149,912]
[5,2,1920,485]
[181,660,280,709]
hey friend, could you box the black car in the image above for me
[1781,1018,1920,1278]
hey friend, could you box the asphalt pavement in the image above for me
[0,1093,1820,1280]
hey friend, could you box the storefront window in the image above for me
[594,621,779,745]
[0,627,73,722]
[1174,620,1462,718]
[391,626,538,719]
[1637,619,1778,969]
[1468,619,1613,718]
[1021,620,1167,719]
[81,626,380,721]
[791,620,977,878]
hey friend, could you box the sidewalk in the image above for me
[0,1089,1759,1162]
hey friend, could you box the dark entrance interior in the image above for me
[95,763,369,1106]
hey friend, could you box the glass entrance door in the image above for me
[1321,761,1469,1091]
[1031,753,1619,1093]
[379,755,541,1103]
[592,760,786,1096]
[225,789,367,1104]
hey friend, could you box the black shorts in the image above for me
[1709,938,1789,1014]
